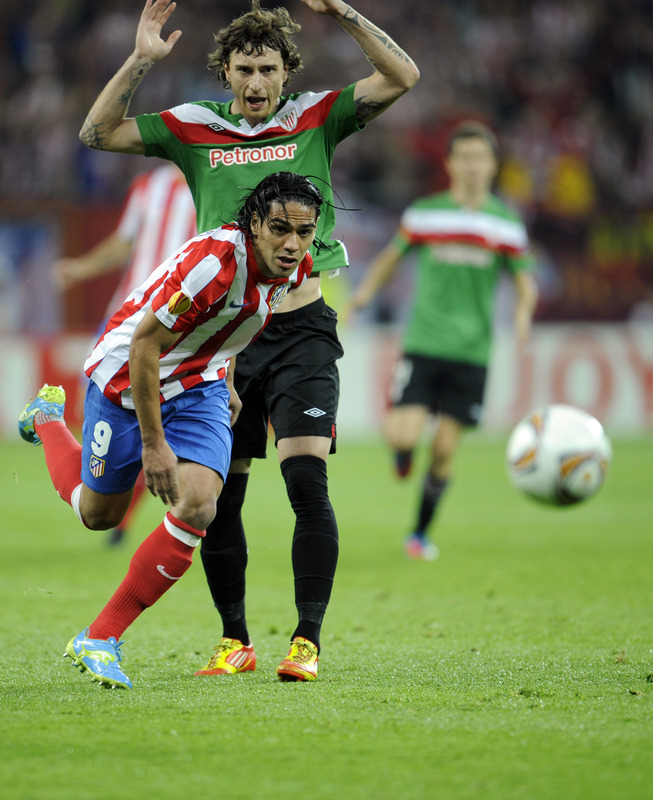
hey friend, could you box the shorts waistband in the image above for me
[266,296,327,326]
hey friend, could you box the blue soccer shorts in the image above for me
[81,379,233,495]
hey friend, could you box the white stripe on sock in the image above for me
[70,483,86,526]
[163,514,201,547]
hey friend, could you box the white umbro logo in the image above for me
[303,407,326,418]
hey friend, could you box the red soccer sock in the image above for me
[88,512,204,641]
[34,414,82,505]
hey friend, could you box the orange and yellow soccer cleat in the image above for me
[194,637,256,676]
[276,636,319,682]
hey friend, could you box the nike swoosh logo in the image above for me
[157,564,182,580]
[229,300,254,309]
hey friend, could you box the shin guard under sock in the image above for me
[88,512,203,640]
[201,473,249,642]
[281,455,339,651]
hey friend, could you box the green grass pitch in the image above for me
[1,433,652,799]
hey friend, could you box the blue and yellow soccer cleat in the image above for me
[64,628,132,689]
[277,636,319,682]
[194,637,257,676]
[18,384,66,446]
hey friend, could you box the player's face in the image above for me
[446,137,498,196]
[224,47,289,126]
[250,201,318,279]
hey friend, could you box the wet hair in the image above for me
[208,0,303,88]
[446,121,499,160]
[235,171,324,233]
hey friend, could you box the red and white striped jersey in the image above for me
[85,225,312,409]
[108,165,197,316]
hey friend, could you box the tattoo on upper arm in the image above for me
[355,96,391,125]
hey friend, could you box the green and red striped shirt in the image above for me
[394,191,533,365]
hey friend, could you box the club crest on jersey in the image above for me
[276,108,298,132]
[268,284,290,309]
[168,290,192,315]
[89,455,105,478]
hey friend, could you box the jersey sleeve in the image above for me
[392,204,419,256]
[321,83,363,148]
[503,215,534,274]
[150,242,231,333]
[136,112,182,163]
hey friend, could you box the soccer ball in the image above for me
[505,404,612,506]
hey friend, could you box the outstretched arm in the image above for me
[343,238,404,321]
[53,233,133,289]
[79,0,182,153]
[300,0,420,124]
[513,270,539,345]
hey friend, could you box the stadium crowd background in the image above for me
[1,0,653,332]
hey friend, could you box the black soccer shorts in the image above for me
[390,352,488,427]
[230,297,343,460]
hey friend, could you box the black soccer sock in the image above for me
[200,472,250,644]
[414,473,449,537]
[281,455,339,653]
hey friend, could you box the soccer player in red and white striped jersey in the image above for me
[20,172,322,689]
[54,164,196,318]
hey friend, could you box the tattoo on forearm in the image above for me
[354,96,391,125]
[124,61,151,99]
[80,60,151,149]
[343,8,410,65]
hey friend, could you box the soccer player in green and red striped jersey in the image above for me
[348,121,539,561]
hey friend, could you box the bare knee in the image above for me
[80,507,126,531]
[171,497,217,532]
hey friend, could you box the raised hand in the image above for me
[134,0,182,63]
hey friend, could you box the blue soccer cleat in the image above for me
[18,384,66,446]
[64,628,132,689]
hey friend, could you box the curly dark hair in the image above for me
[208,0,303,88]
[234,172,323,231]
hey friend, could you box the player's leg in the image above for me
[404,413,463,560]
[276,435,335,682]
[107,471,147,546]
[195,457,257,677]
[196,341,269,676]
[19,382,137,529]
[268,299,343,681]
[384,355,432,478]
[406,360,486,560]
[65,381,230,689]
[383,404,430,478]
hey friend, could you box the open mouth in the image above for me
[246,96,266,111]
[277,256,296,269]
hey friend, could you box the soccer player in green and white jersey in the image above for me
[78,0,419,679]
[347,121,538,561]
